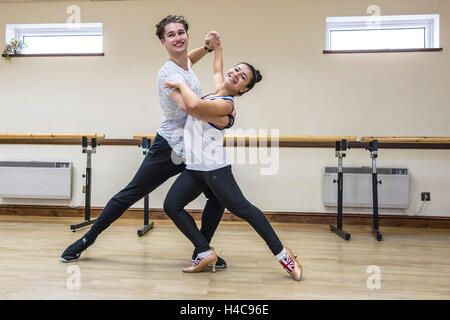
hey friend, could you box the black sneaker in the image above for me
[213,256,227,269]
[60,237,94,263]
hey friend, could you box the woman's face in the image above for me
[224,64,252,95]
[161,22,189,54]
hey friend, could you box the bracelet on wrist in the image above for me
[204,46,214,52]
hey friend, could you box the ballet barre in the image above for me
[2,134,449,240]
[360,136,450,144]
[360,136,450,240]
[132,135,450,241]
[324,136,448,241]
[279,137,357,241]
[132,134,358,240]
[0,133,103,139]
[222,135,358,147]
[0,133,105,231]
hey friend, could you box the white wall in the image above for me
[0,0,449,216]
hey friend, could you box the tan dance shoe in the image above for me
[183,249,218,273]
[279,247,303,281]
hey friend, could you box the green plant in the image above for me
[2,38,27,60]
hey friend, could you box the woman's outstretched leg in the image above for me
[201,166,303,280]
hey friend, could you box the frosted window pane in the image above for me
[22,35,103,54]
[330,28,425,50]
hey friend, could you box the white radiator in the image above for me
[0,161,72,199]
[323,167,409,209]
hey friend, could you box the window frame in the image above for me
[325,14,440,51]
[5,23,104,55]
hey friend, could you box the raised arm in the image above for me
[213,45,225,91]
[188,46,209,66]
[170,89,231,128]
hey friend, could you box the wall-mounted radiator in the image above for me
[323,167,409,209]
[0,161,72,199]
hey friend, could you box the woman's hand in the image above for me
[164,81,182,89]
[204,31,221,51]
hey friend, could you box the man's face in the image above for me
[161,22,189,54]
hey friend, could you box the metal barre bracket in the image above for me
[365,140,383,241]
[330,139,351,241]
[70,137,98,232]
[137,137,155,237]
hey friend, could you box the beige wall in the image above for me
[0,0,449,217]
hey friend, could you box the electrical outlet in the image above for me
[421,192,431,201]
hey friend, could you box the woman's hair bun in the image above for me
[255,70,262,83]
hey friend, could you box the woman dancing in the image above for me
[163,35,303,281]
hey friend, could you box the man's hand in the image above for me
[204,31,221,51]
[230,108,236,119]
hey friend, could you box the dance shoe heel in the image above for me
[183,249,218,273]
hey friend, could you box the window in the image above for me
[5,23,103,55]
[326,14,440,51]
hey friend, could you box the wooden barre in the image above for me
[133,134,357,143]
[360,136,450,143]
[133,134,156,140]
[0,133,105,140]
[225,135,357,143]
[2,134,448,144]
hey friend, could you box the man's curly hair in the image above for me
[155,15,189,40]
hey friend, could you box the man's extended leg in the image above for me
[200,188,225,245]
[61,134,184,262]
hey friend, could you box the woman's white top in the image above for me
[184,94,234,171]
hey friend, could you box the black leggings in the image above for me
[84,134,224,252]
[164,165,283,256]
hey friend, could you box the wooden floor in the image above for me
[0,215,449,300]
